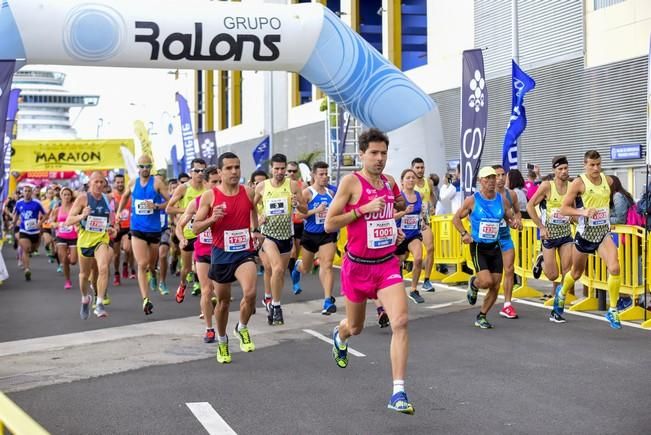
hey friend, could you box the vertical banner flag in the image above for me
[133,120,153,158]
[1,88,20,204]
[175,92,196,171]
[0,60,17,204]
[502,60,536,170]
[197,131,218,165]
[460,49,488,197]
[252,136,270,169]
[646,34,651,166]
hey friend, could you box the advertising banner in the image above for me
[176,92,196,171]
[11,139,135,172]
[459,49,487,197]
[501,60,535,171]
[197,130,217,165]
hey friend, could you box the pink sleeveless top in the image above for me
[193,196,213,257]
[56,206,78,240]
[344,172,397,259]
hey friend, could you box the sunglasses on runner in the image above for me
[138,164,152,169]
[191,168,204,173]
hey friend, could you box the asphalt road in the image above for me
[2,248,651,434]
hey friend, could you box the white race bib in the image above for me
[134,199,153,215]
[589,208,609,226]
[479,220,499,240]
[119,209,130,221]
[315,204,328,225]
[224,228,250,252]
[58,225,74,234]
[367,219,397,249]
[85,215,108,233]
[265,198,288,217]
[401,214,419,231]
[199,228,213,245]
[550,208,570,225]
[24,218,38,231]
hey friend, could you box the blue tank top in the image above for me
[81,193,111,230]
[130,177,162,232]
[470,192,504,244]
[397,191,422,239]
[304,187,333,234]
[16,199,45,234]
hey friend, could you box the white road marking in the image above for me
[186,402,237,435]
[302,329,366,357]
[425,302,455,310]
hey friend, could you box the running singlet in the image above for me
[576,173,610,243]
[304,186,333,234]
[192,196,212,257]
[180,183,206,239]
[211,185,254,264]
[130,177,163,233]
[414,179,431,217]
[397,191,422,240]
[470,192,505,244]
[261,178,293,240]
[15,199,45,235]
[41,198,54,229]
[56,206,78,240]
[541,181,571,239]
[345,172,397,258]
[113,191,131,229]
[79,193,111,248]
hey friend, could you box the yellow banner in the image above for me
[10,139,136,172]
[134,120,153,159]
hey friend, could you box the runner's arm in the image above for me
[324,175,356,233]
[154,179,170,211]
[526,181,550,229]
[165,183,187,215]
[559,178,589,217]
[175,204,194,242]
[65,195,87,226]
[291,180,308,214]
[192,190,216,235]
[387,174,406,211]
[452,196,474,235]
[298,188,314,218]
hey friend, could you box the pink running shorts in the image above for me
[340,255,403,303]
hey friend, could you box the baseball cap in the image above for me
[478,166,497,178]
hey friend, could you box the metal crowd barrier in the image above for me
[332,215,651,327]
[0,392,49,435]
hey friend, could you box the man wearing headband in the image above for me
[526,155,573,322]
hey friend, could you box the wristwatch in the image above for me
[460,230,468,237]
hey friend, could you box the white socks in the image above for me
[393,380,405,395]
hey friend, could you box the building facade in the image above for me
[198,0,651,195]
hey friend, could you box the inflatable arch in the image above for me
[0,0,445,176]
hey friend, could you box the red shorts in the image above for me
[340,255,403,303]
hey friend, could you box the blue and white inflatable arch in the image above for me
[0,0,445,174]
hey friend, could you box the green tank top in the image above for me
[180,183,206,239]
[261,178,293,240]
[543,181,571,239]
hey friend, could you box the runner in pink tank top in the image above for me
[324,128,414,414]
[174,169,220,343]
[52,187,78,290]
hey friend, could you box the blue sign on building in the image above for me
[610,144,641,160]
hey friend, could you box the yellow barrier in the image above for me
[427,215,472,283]
[0,392,50,435]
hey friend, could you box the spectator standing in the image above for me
[507,169,530,219]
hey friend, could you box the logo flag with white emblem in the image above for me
[460,49,487,197]
[0,60,17,207]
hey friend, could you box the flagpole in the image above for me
[512,0,521,170]
[268,71,274,158]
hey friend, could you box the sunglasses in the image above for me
[286,169,297,173]
[191,168,204,173]
[138,164,152,169]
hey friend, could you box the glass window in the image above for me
[401,0,427,71]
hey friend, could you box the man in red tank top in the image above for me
[324,128,414,415]
[193,152,264,364]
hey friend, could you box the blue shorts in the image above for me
[499,235,514,252]
[574,233,608,254]
[543,235,573,250]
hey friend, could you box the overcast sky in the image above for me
[24,65,195,169]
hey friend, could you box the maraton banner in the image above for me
[11,139,136,172]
